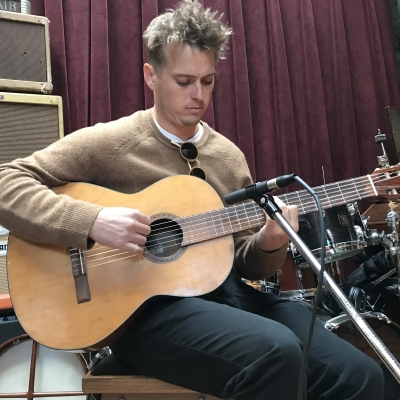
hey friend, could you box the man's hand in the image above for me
[89,207,151,254]
[255,197,298,252]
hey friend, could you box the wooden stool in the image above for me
[82,353,223,400]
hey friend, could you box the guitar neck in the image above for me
[180,174,378,246]
[278,174,376,215]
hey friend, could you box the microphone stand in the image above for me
[256,193,400,384]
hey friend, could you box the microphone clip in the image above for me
[255,194,282,220]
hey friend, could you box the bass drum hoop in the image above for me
[321,312,400,363]
[0,334,89,399]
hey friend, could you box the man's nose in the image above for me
[191,81,204,100]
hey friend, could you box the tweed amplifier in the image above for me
[0,92,63,295]
[0,10,52,94]
[0,92,64,295]
[0,92,64,164]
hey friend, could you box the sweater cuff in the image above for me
[59,201,103,250]
[236,237,288,280]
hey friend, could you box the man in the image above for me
[0,1,387,399]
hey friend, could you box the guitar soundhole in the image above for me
[144,218,185,263]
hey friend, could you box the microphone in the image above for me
[225,174,296,205]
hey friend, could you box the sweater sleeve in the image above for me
[0,122,126,249]
[229,151,288,280]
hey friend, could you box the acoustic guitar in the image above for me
[6,168,400,351]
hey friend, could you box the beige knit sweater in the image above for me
[0,108,286,279]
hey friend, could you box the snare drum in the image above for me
[321,312,400,363]
[277,255,319,299]
[291,203,366,266]
[0,335,88,399]
[243,255,321,299]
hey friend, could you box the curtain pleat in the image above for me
[29,0,400,190]
[90,0,111,124]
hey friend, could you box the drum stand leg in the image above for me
[27,339,38,400]
[296,266,305,292]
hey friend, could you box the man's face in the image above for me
[147,43,216,138]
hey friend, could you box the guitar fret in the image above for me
[351,179,360,201]
[228,205,241,232]
[182,215,201,245]
[297,191,307,214]
[217,209,227,235]
[221,207,233,233]
[179,171,390,246]
[357,176,375,199]
[194,214,208,241]
[234,204,242,231]
[240,204,252,230]
[204,211,215,238]
[209,210,223,237]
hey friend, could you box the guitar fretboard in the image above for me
[178,174,377,246]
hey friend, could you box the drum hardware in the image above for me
[290,202,367,267]
[364,201,400,297]
[257,193,400,383]
[278,262,320,300]
[319,311,400,363]
[241,278,281,295]
[367,292,382,312]
[375,129,391,169]
[88,346,111,370]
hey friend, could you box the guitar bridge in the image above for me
[69,248,91,304]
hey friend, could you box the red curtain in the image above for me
[31,0,400,189]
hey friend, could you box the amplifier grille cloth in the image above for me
[0,235,9,295]
[0,103,60,163]
[0,19,47,82]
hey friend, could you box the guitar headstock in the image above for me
[372,165,400,200]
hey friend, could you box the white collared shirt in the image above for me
[153,116,203,143]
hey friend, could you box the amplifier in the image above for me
[0,92,63,295]
[0,10,52,94]
[0,92,64,164]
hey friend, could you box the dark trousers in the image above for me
[111,275,390,399]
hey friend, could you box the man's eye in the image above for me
[202,80,213,85]
[177,81,190,86]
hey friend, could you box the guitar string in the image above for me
[71,172,389,271]
[83,174,377,247]
[78,177,378,265]
[116,173,387,237]
[85,173,388,240]
[73,195,374,273]
[75,207,267,270]
[85,175,377,252]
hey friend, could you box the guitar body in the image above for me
[7,176,234,351]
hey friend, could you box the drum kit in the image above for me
[245,131,400,367]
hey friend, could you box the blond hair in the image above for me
[143,0,232,74]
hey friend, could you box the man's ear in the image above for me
[143,63,156,91]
